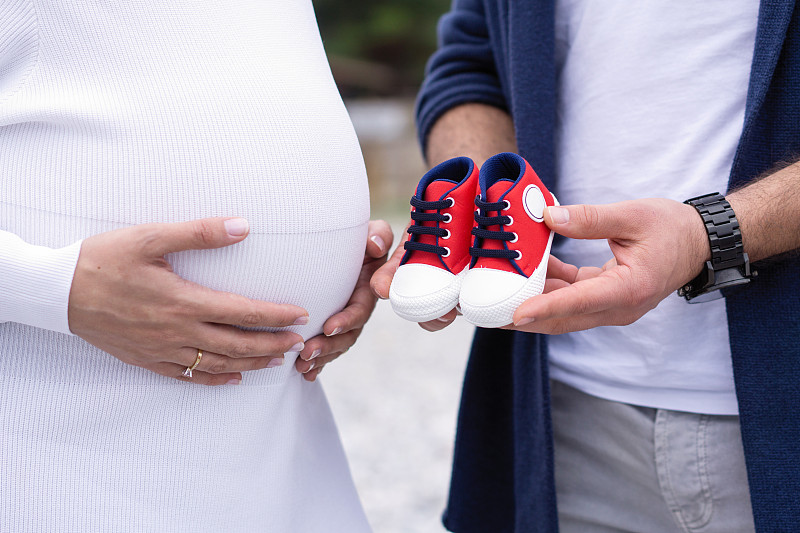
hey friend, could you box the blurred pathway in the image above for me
[323,222,475,533]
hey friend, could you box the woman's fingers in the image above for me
[177,347,287,375]
[190,287,309,328]
[195,323,304,359]
[149,362,242,386]
[298,349,344,382]
[297,328,360,367]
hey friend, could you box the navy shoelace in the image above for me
[404,195,453,256]
[470,196,519,259]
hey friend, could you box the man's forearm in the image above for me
[425,104,800,267]
[426,103,518,168]
[728,160,800,262]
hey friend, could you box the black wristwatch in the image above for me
[678,192,757,303]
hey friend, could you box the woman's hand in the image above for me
[68,217,309,386]
[295,220,394,381]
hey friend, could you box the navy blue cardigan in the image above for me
[416,1,800,532]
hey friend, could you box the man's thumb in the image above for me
[545,203,631,240]
[139,217,250,256]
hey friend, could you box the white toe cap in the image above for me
[459,267,527,308]
[390,263,457,298]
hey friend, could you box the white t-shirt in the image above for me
[548,1,759,415]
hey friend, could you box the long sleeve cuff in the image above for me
[0,231,83,335]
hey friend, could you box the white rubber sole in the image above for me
[459,226,555,329]
[389,264,467,323]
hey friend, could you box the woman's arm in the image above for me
[1,218,308,385]
[0,231,82,335]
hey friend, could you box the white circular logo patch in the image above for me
[522,184,546,222]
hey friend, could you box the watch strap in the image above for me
[685,193,745,271]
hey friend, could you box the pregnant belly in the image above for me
[0,201,367,384]
[168,225,368,341]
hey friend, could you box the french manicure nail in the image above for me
[310,348,322,360]
[515,317,535,327]
[370,235,386,253]
[303,361,315,374]
[224,218,249,237]
[290,342,305,352]
[267,358,284,368]
[226,378,242,385]
[293,315,310,326]
[327,327,342,336]
[436,316,451,323]
[548,206,570,225]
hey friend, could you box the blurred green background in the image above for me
[314,0,452,216]
[315,0,451,97]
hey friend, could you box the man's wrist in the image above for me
[678,193,755,302]
[681,201,712,275]
[426,103,517,167]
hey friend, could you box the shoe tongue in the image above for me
[422,180,457,203]
[485,179,515,204]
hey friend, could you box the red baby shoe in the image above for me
[389,157,479,322]
[459,152,558,328]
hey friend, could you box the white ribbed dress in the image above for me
[0,1,372,531]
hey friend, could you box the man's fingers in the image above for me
[513,268,632,324]
[505,307,632,335]
[136,217,251,257]
[546,255,580,283]
[366,220,394,259]
[545,202,648,240]
[419,308,459,331]
[575,265,605,282]
[543,278,572,294]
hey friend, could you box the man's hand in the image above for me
[295,220,394,381]
[370,222,460,332]
[508,199,709,334]
[68,217,309,386]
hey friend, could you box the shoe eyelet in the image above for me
[442,213,453,223]
[442,229,451,240]
[514,250,522,261]
[442,247,451,257]
[445,196,455,208]
[506,215,514,226]
[509,232,518,243]
[502,200,511,210]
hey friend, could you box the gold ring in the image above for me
[182,349,203,378]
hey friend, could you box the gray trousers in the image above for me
[551,380,756,533]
